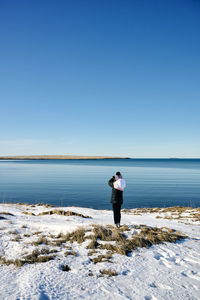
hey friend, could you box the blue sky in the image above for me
[0,0,200,157]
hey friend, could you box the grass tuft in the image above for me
[87,224,187,259]
[87,240,99,249]
[100,269,118,276]
[60,264,71,271]
[38,209,91,218]
[68,228,86,244]
[88,250,97,256]
[8,230,18,235]
[0,249,55,267]
[91,253,113,264]
[0,212,14,216]
[11,235,21,242]
[23,212,36,216]
[21,225,27,228]
[31,236,49,246]
[64,250,77,257]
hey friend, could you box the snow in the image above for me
[0,203,200,300]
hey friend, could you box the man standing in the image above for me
[108,172,126,228]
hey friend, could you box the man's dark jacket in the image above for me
[108,177,123,205]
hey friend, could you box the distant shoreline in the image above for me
[0,155,130,160]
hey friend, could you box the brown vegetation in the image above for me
[31,236,49,246]
[38,209,91,218]
[91,253,113,264]
[11,235,21,242]
[122,206,200,222]
[1,222,188,268]
[23,211,36,216]
[0,249,55,267]
[100,269,118,276]
[64,250,77,257]
[60,264,71,271]
[0,212,14,216]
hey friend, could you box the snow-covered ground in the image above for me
[0,203,200,300]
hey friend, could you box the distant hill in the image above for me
[0,155,130,160]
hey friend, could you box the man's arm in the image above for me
[108,177,115,188]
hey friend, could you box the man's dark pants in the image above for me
[112,203,122,224]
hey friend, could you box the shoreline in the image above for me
[1,202,199,210]
[0,155,130,160]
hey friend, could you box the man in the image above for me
[108,172,126,228]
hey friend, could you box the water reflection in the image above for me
[0,159,200,209]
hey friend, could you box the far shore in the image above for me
[0,155,130,160]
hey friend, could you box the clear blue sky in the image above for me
[0,0,200,157]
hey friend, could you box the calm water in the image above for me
[0,159,200,209]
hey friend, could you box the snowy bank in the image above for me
[0,203,200,300]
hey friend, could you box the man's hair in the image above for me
[116,171,121,176]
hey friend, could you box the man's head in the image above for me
[116,171,122,178]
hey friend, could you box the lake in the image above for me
[0,159,200,209]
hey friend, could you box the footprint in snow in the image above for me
[144,296,158,300]
[153,253,163,260]
[122,269,130,276]
[181,270,200,280]
[157,283,172,290]
[38,291,50,300]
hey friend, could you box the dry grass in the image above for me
[38,209,91,219]
[11,235,21,242]
[33,231,42,235]
[31,236,49,246]
[88,250,98,256]
[100,269,118,276]
[51,240,64,247]
[64,250,77,257]
[23,249,55,264]
[87,240,99,249]
[23,233,31,237]
[98,244,118,252]
[0,212,14,216]
[36,203,54,208]
[91,253,113,264]
[8,230,18,235]
[136,226,186,245]
[58,224,186,262]
[23,212,36,216]
[40,248,57,254]
[191,213,200,222]
[16,202,53,208]
[122,206,200,223]
[119,225,130,231]
[123,206,199,215]
[0,217,188,268]
[68,228,86,244]
[48,228,88,246]
[0,256,25,267]
[60,264,71,271]
[93,225,115,241]
[0,249,55,267]
[21,225,27,228]
[87,224,187,258]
